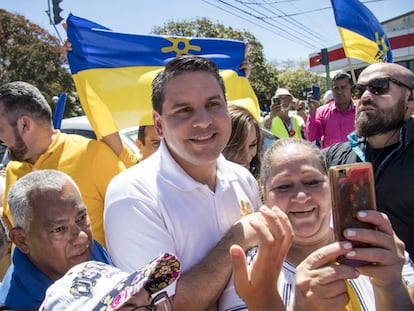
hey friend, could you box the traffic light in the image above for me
[52,0,63,25]
[320,48,329,65]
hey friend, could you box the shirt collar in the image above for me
[157,139,238,192]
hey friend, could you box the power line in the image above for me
[202,0,387,56]
[203,0,323,49]
[244,0,335,46]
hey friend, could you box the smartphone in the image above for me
[329,162,377,266]
[312,84,320,101]
[311,84,321,100]
[272,97,280,105]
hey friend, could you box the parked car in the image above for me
[260,127,278,154]
[60,116,141,156]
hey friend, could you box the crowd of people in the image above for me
[0,54,412,311]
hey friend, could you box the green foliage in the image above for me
[0,9,78,118]
[277,68,327,100]
[152,18,279,110]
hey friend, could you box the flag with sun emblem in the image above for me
[331,0,392,64]
[66,14,259,138]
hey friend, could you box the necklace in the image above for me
[282,117,296,137]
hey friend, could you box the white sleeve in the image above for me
[104,177,176,273]
[402,251,414,289]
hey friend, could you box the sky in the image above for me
[1,0,413,63]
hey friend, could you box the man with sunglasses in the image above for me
[305,72,355,148]
[325,62,414,261]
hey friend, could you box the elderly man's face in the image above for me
[16,181,93,281]
[278,95,292,111]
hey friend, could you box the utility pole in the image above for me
[320,48,331,90]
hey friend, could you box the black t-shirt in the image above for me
[365,142,399,171]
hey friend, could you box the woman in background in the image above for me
[223,104,263,178]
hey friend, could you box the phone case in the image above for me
[311,84,320,100]
[329,162,377,266]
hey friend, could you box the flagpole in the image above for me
[347,57,357,84]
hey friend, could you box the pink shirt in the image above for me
[305,101,355,148]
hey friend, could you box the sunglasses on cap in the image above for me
[353,77,413,99]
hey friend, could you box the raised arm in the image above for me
[172,211,263,311]
[304,98,323,142]
[230,206,293,311]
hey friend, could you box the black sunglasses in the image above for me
[353,77,413,99]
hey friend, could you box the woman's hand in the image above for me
[230,206,293,311]
[292,242,359,311]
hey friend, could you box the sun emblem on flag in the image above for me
[374,32,390,62]
[162,37,201,57]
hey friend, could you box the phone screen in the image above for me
[312,85,320,101]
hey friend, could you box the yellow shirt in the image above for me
[3,131,125,246]
[118,143,140,168]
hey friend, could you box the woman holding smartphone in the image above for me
[225,138,414,311]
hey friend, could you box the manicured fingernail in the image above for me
[345,229,356,237]
[342,241,352,250]
[357,211,367,218]
[346,250,356,257]
[260,205,269,212]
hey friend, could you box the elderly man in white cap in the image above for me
[263,88,304,138]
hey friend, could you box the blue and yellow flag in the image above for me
[331,0,392,64]
[66,14,259,138]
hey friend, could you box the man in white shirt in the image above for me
[104,55,262,311]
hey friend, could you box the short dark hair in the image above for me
[0,81,52,126]
[332,72,353,86]
[151,56,226,114]
[137,125,147,145]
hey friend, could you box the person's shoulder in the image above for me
[219,157,257,183]
[317,102,334,113]
[62,133,118,154]
[323,141,353,166]
[109,155,158,187]
[291,114,303,122]
[4,161,23,173]
[91,240,113,265]
[59,131,90,143]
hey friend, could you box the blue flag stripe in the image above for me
[67,14,246,76]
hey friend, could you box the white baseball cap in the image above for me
[39,253,180,311]
[323,90,334,103]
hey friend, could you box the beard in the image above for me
[281,102,291,112]
[355,97,406,137]
[8,128,28,161]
